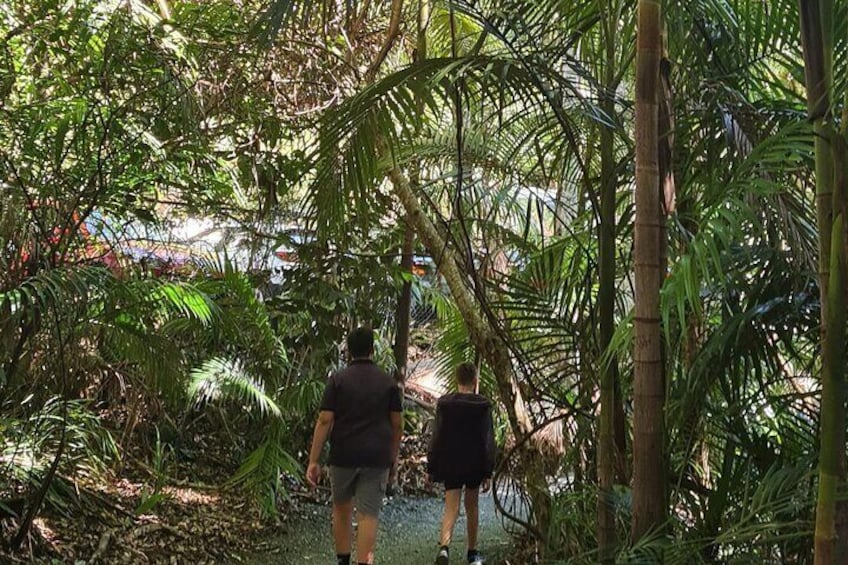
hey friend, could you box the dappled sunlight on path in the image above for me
[244,493,511,564]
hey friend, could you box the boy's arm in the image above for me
[389,382,403,478]
[427,400,443,475]
[306,410,334,486]
[483,403,496,477]
[390,410,402,477]
[306,375,336,487]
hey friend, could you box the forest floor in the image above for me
[0,459,282,563]
[1,439,515,564]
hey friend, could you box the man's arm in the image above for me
[306,410,334,487]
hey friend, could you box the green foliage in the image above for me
[135,427,172,515]
[0,398,119,515]
[1,0,844,560]
[189,357,283,419]
[227,424,300,516]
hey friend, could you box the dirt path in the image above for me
[244,492,512,564]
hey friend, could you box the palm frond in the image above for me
[188,357,283,420]
[226,422,300,515]
[308,53,602,235]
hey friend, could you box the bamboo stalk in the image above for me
[798,0,847,561]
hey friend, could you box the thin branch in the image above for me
[365,0,404,81]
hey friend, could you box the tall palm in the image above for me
[632,0,667,543]
[798,0,848,560]
[583,0,634,558]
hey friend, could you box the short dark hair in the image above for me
[347,327,374,358]
[455,362,477,386]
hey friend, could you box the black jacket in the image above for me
[427,392,496,481]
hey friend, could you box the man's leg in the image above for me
[354,467,389,565]
[330,467,358,562]
[356,513,379,564]
[333,499,354,555]
[439,488,463,546]
[464,486,480,551]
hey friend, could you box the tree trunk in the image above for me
[819,134,847,564]
[387,167,529,432]
[632,0,667,544]
[597,3,621,559]
[799,1,848,562]
[392,0,427,385]
[365,0,403,81]
[384,0,548,539]
[393,223,414,383]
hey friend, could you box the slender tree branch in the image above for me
[365,0,404,81]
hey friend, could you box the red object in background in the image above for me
[15,204,121,277]
[274,250,297,262]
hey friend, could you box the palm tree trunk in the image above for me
[632,0,666,543]
[392,0,428,384]
[819,135,847,563]
[393,223,414,382]
[799,1,848,561]
[365,0,403,80]
[597,3,622,559]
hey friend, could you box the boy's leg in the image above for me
[356,514,379,564]
[440,487,463,546]
[330,467,358,557]
[464,486,480,552]
[332,499,354,555]
[353,467,390,565]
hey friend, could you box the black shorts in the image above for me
[443,477,484,491]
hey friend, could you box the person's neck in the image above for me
[457,386,475,394]
[351,356,372,362]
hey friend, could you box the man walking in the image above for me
[306,327,403,565]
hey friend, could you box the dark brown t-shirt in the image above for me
[320,359,402,468]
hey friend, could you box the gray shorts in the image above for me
[329,466,389,517]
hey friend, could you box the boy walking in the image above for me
[306,327,403,565]
[427,362,496,565]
